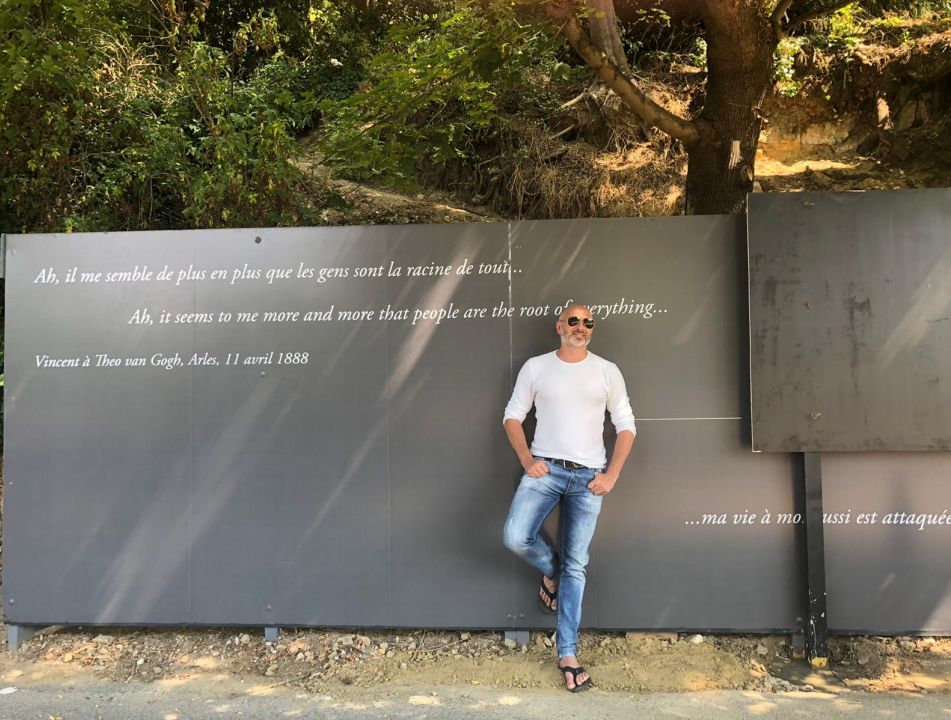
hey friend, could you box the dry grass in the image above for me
[432,84,690,221]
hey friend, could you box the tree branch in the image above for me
[770,0,796,39]
[586,0,632,76]
[786,0,855,32]
[547,1,701,147]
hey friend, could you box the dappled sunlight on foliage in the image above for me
[2,0,950,230]
[317,3,565,189]
[0,0,419,232]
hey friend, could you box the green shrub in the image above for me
[318,3,561,187]
[805,4,873,53]
[166,41,320,228]
[774,37,805,97]
[860,0,951,15]
[0,0,324,232]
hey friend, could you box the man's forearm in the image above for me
[504,418,535,469]
[605,430,635,479]
[586,429,635,495]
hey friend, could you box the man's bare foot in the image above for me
[539,576,558,613]
[557,655,592,692]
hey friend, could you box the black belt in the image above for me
[542,457,591,470]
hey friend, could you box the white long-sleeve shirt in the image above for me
[503,351,637,468]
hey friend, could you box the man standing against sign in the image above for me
[502,302,636,692]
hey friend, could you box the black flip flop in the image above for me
[556,663,593,693]
[538,579,557,614]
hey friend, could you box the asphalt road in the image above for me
[0,678,947,720]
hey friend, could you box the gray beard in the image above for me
[562,333,590,348]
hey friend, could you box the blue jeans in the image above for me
[503,460,603,659]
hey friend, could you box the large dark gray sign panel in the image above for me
[4,217,950,633]
[748,189,951,452]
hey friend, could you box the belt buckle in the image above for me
[545,457,586,471]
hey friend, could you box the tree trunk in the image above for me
[587,0,632,75]
[684,6,777,215]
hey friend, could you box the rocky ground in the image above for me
[2,626,948,698]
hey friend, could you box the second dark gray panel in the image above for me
[748,189,951,451]
[190,228,390,625]
[822,453,951,633]
[385,223,517,627]
[507,217,800,630]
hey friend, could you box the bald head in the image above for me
[559,303,590,321]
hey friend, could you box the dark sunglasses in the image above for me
[565,316,595,329]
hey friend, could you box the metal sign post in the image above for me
[803,452,828,667]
